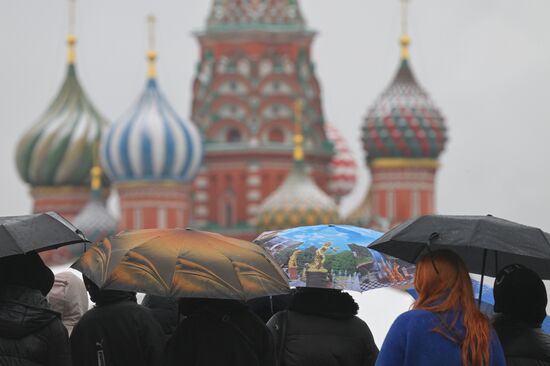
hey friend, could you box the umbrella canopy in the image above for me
[71,228,290,301]
[254,224,415,291]
[368,215,550,279]
[0,212,88,257]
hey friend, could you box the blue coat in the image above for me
[376,309,506,366]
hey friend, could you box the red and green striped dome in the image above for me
[362,59,447,161]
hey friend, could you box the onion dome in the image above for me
[361,34,447,161]
[325,124,357,201]
[15,34,109,187]
[101,18,203,183]
[206,0,307,33]
[73,165,118,243]
[257,101,340,231]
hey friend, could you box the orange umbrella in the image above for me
[71,228,290,301]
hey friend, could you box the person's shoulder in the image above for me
[43,314,68,336]
[77,305,98,320]
[394,309,434,323]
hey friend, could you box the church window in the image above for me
[223,201,236,228]
[226,128,242,142]
[268,128,285,143]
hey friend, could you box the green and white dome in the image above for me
[15,35,109,187]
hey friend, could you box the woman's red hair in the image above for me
[413,250,491,366]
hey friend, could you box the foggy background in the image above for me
[1,0,549,230]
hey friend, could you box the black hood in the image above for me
[289,288,358,319]
[0,285,59,339]
[0,253,54,296]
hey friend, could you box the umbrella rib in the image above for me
[468,218,483,249]
[201,232,280,297]
[177,231,248,297]
[103,234,163,287]
[166,230,188,297]
[536,229,550,254]
[208,246,246,295]
[1,225,19,254]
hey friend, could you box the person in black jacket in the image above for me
[492,264,550,366]
[163,298,276,366]
[70,276,165,366]
[0,253,71,366]
[246,292,295,323]
[142,294,179,337]
[267,287,378,366]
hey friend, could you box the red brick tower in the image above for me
[191,0,334,239]
[348,4,448,230]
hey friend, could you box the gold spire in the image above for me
[147,14,157,79]
[293,99,304,162]
[90,166,102,191]
[67,0,77,64]
[90,141,102,191]
[400,0,410,60]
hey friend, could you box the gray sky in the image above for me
[1,0,550,230]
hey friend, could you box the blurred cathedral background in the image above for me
[14,0,447,264]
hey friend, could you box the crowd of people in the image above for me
[0,250,549,366]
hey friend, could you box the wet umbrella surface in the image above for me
[0,211,88,258]
[368,214,550,303]
[72,228,290,301]
[368,215,550,278]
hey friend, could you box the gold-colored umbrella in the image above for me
[71,228,290,301]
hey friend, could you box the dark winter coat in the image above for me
[0,285,71,366]
[247,293,294,323]
[493,315,550,366]
[70,291,165,366]
[163,299,276,366]
[267,288,378,366]
[142,295,179,337]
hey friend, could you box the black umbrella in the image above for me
[368,215,550,304]
[0,212,89,257]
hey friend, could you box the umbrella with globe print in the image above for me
[254,224,415,291]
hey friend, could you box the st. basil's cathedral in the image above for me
[14,0,447,264]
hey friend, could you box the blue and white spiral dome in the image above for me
[101,78,203,182]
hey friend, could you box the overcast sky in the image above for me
[1,0,549,230]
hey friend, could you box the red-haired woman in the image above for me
[376,250,505,366]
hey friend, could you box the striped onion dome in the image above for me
[257,100,339,231]
[257,162,340,231]
[73,167,118,243]
[101,53,203,182]
[325,124,357,200]
[257,166,340,231]
[362,40,447,161]
[15,36,109,187]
